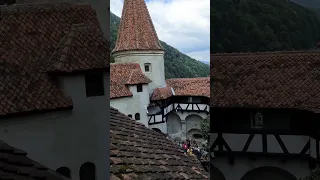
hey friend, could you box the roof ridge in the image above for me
[211,50,320,56]
[0,2,91,13]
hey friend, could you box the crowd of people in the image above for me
[177,139,209,162]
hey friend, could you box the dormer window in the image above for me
[144,63,151,72]
[137,84,143,92]
[252,112,263,128]
[85,72,104,97]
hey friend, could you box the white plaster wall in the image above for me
[218,133,310,154]
[176,111,208,121]
[211,156,310,180]
[110,84,150,126]
[310,138,317,159]
[113,51,166,93]
[0,73,110,180]
[149,122,167,134]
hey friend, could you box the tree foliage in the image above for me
[110,12,209,79]
[200,115,210,151]
[211,0,320,53]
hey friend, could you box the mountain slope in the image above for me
[290,0,320,9]
[211,0,320,53]
[110,12,209,79]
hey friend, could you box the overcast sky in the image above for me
[111,0,210,62]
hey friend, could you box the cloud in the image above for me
[111,0,210,62]
[187,50,210,63]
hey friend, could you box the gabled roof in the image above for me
[110,63,151,99]
[110,107,208,179]
[0,140,67,180]
[0,3,109,117]
[47,23,109,73]
[211,51,320,113]
[112,0,164,53]
[151,78,210,101]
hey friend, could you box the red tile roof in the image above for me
[0,140,67,180]
[47,23,109,73]
[211,51,320,113]
[0,3,109,116]
[110,63,151,99]
[110,107,209,179]
[150,85,173,101]
[112,0,164,53]
[151,78,210,101]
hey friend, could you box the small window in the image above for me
[144,63,151,72]
[188,97,193,102]
[128,114,132,118]
[85,72,104,97]
[137,84,143,92]
[135,113,140,120]
[252,112,263,128]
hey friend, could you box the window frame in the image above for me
[85,72,105,97]
[135,113,140,120]
[144,63,151,72]
[252,112,264,128]
[137,84,143,92]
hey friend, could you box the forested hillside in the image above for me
[110,12,209,79]
[291,0,320,9]
[211,0,320,53]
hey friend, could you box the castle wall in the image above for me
[110,84,150,126]
[113,50,166,93]
[0,73,110,180]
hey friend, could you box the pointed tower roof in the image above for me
[112,0,164,54]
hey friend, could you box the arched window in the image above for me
[80,162,96,180]
[252,112,263,128]
[128,114,132,118]
[56,167,71,178]
[135,113,140,120]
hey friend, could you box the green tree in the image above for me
[110,12,209,79]
[200,115,210,151]
[211,0,320,53]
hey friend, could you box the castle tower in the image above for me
[112,0,166,93]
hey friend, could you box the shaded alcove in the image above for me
[210,164,226,180]
[56,166,71,178]
[240,166,296,180]
[167,112,181,134]
[80,162,96,180]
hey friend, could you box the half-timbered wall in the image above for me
[210,107,320,180]
[211,156,310,180]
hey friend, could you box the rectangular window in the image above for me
[85,72,104,97]
[144,63,151,72]
[145,65,149,72]
[137,84,143,92]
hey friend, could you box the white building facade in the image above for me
[110,0,210,142]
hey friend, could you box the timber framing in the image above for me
[210,132,319,165]
[148,96,210,125]
[148,114,165,125]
